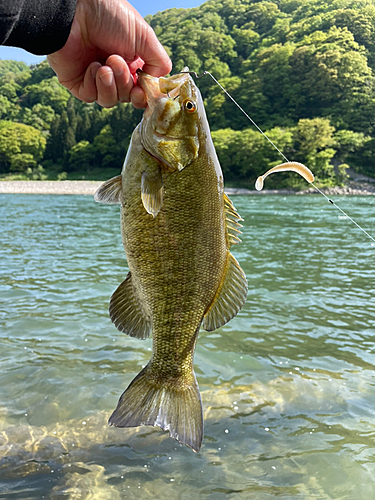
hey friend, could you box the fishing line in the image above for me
[179,70,375,243]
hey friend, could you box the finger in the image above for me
[106,55,134,103]
[116,2,171,78]
[130,86,147,109]
[78,62,101,103]
[136,26,172,77]
[96,66,118,108]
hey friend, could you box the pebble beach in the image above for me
[0,179,375,196]
[0,180,103,196]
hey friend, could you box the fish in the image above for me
[94,68,248,452]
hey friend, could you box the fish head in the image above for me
[138,68,200,171]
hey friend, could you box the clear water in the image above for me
[0,193,374,500]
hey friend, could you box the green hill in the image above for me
[1,0,374,186]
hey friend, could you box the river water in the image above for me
[0,193,374,499]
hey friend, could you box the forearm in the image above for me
[0,0,77,55]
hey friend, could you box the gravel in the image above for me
[1,180,374,196]
[0,181,102,195]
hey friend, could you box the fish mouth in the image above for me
[137,68,191,105]
[137,70,161,102]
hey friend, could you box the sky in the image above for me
[0,0,204,65]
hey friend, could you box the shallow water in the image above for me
[0,193,374,499]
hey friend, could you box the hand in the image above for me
[47,0,172,108]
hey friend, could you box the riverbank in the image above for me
[0,180,375,195]
[0,180,102,195]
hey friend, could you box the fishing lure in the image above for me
[255,162,314,191]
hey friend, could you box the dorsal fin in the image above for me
[109,272,152,339]
[202,252,248,332]
[224,193,243,247]
[94,175,122,204]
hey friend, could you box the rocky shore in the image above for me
[0,179,375,196]
[0,180,102,196]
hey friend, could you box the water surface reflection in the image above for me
[0,194,374,499]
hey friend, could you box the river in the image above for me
[0,193,374,499]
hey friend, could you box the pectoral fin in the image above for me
[141,169,164,217]
[202,252,248,332]
[109,272,151,339]
[94,175,122,204]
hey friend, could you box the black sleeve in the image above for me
[0,0,77,55]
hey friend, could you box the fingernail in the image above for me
[99,71,114,86]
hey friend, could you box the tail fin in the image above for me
[108,364,203,452]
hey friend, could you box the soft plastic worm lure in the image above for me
[255,162,314,191]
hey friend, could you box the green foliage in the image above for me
[22,76,70,113]
[0,60,28,77]
[28,59,55,84]
[1,0,375,185]
[0,121,46,173]
[69,141,95,170]
[21,104,56,131]
[0,95,11,119]
[0,74,20,102]
[93,125,121,168]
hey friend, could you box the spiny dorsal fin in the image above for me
[224,193,243,247]
[202,252,248,332]
[94,175,122,204]
[109,272,152,339]
[141,169,163,217]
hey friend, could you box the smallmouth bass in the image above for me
[95,68,248,452]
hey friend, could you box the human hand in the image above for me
[47,0,172,108]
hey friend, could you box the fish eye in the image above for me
[183,99,197,113]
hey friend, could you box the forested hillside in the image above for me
[1,0,375,187]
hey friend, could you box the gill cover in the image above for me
[138,68,200,171]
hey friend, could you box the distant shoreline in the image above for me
[0,180,375,196]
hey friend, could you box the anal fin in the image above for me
[109,272,151,339]
[202,252,248,332]
[94,175,122,204]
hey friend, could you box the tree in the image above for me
[22,76,70,113]
[68,141,95,171]
[93,125,121,168]
[0,60,28,77]
[0,121,46,173]
[28,59,55,84]
[21,104,56,131]
[292,118,336,184]
[0,96,11,119]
